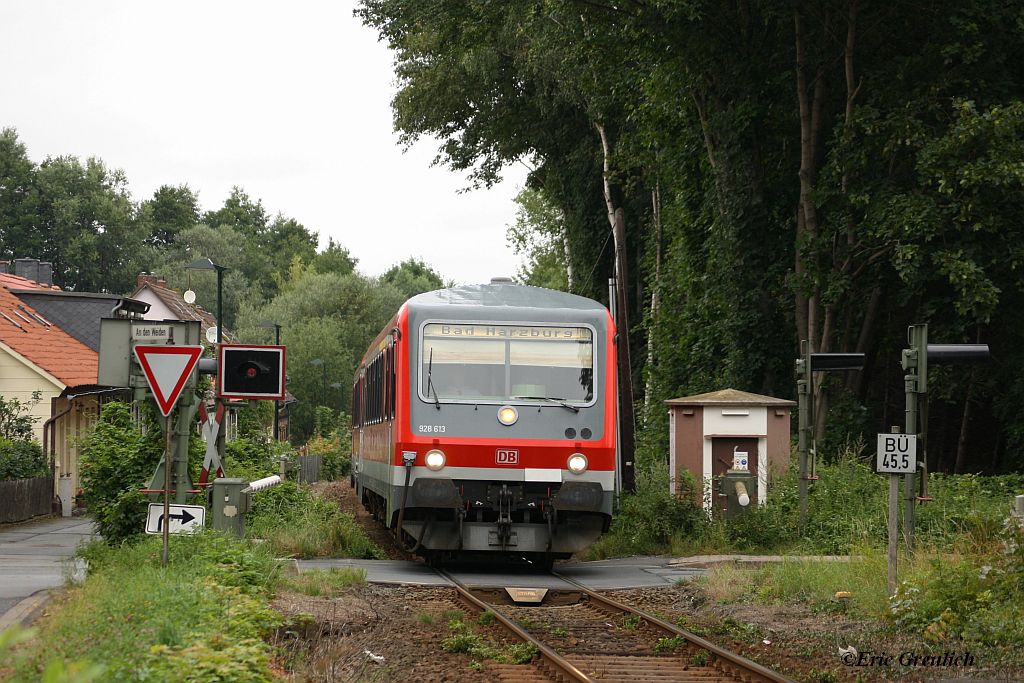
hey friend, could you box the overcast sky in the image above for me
[0,1,528,284]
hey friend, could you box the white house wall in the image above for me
[703,406,767,436]
[134,289,176,320]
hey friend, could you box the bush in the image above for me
[0,438,47,480]
[890,517,1024,646]
[78,402,164,544]
[304,412,352,481]
[0,393,40,441]
[587,467,705,559]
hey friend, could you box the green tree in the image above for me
[0,128,39,260]
[380,258,444,301]
[507,189,568,291]
[138,184,200,247]
[31,155,146,292]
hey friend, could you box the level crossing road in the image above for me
[0,516,94,626]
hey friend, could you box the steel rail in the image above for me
[553,571,794,683]
[437,569,596,682]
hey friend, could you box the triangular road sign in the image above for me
[134,345,204,416]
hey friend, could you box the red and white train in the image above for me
[351,280,617,566]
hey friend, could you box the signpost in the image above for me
[145,503,206,535]
[878,428,917,594]
[134,344,203,566]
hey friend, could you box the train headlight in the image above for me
[567,453,588,474]
[497,405,519,426]
[425,449,446,471]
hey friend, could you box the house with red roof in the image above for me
[0,262,119,512]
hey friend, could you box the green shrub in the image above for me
[0,393,40,442]
[79,402,164,544]
[226,436,274,472]
[890,517,1024,646]
[0,438,47,480]
[587,467,704,558]
[304,420,351,481]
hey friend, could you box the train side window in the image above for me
[389,346,396,419]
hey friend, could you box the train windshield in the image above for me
[420,323,594,404]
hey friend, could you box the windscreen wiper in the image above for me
[511,395,580,413]
[426,348,440,410]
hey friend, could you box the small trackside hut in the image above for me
[666,389,794,517]
[351,281,617,566]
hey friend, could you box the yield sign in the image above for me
[134,345,204,416]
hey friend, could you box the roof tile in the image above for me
[0,276,98,387]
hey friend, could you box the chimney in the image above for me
[38,262,53,287]
[14,258,40,283]
[136,272,163,288]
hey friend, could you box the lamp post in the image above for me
[310,358,326,406]
[186,257,229,486]
[258,320,282,441]
[185,257,228,344]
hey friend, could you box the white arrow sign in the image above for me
[134,345,203,416]
[145,503,206,535]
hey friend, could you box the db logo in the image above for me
[496,449,519,465]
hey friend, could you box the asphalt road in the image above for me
[0,516,94,619]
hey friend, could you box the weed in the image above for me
[441,609,464,623]
[505,642,539,664]
[477,610,496,626]
[690,648,710,666]
[621,614,642,630]
[807,668,839,683]
[654,635,685,653]
[549,626,569,637]
[417,612,435,625]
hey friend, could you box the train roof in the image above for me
[406,283,607,312]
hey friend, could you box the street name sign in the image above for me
[876,433,917,473]
[134,345,204,416]
[131,324,172,341]
[145,503,206,534]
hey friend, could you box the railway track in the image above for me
[438,569,793,683]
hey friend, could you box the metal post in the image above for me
[215,267,223,345]
[162,413,172,567]
[797,340,813,532]
[887,425,900,595]
[272,324,280,441]
[173,393,195,504]
[903,324,926,553]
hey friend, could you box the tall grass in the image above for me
[10,533,283,682]
[246,480,384,559]
[591,445,1023,558]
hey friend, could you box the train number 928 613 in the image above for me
[417,424,446,433]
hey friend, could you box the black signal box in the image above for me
[218,345,286,400]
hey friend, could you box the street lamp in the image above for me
[258,320,282,441]
[310,358,326,406]
[185,257,229,344]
